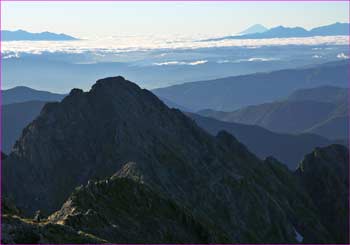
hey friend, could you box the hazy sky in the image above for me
[2,1,349,38]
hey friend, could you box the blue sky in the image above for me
[2,1,349,38]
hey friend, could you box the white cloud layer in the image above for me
[216,57,278,63]
[337,52,349,59]
[242,57,278,62]
[153,60,208,66]
[2,35,348,56]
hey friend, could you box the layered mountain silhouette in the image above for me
[2,101,47,153]
[153,60,349,112]
[2,86,66,105]
[2,30,78,41]
[238,24,268,35]
[1,89,332,169]
[205,22,349,41]
[3,76,347,243]
[5,47,347,92]
[188,113,333,169]
[199,86,348,140]
[1,87,66,153]
[1,91,188,154]
[287,85,347,103]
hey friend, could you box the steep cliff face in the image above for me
[296,144,349,243]
[2,76,337,243]
[4,76,219,215]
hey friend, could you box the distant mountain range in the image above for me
[153,60,349,112]
[2,86,66,105]
[4,43,349,93]
[239,24,268,35]
[1,87,66,153]
[198,86,348,141]
[2,30,78,41]
[205,22,349,41]
[2,101,47,153]
[188,113,333,169]
[2,23,348,42]
[3,76,348,243]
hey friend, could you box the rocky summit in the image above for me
[2,76,348,243]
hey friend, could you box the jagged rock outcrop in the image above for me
[2,76,341,243]
[49,176,228,243]
[1,215,107,244]
[1,199,107,244]
[296,144,349,243]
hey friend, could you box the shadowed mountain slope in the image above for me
[48,176,227,243]
[1,99,332,170]
[296,144,349,244]
[3,76,344,243]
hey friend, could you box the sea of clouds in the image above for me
[2,35,348,57]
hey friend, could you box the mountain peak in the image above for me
[91,76,138,92]
[68,88,84,96]
[205,22,349,42]
[3,76,346,243]
[239,24,267,35]
[95,75,127,85]
[4,76,209,215]
[62,76,149,110]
